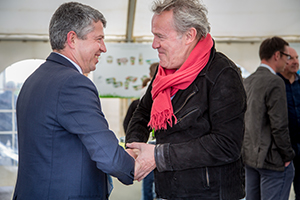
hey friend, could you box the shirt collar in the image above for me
[295,73,300,81]
[54,52,83,74]
[260,63,276,75]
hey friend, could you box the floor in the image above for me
[110,177,142,200]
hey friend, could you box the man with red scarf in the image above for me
[126,0,246,199]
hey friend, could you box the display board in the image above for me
[93,43,159,98]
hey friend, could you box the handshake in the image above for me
[126,142,156,182]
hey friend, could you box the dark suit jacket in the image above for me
[13,52,134,200]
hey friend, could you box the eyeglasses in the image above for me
[280,51,291,60]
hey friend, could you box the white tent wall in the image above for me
[0,0,300,72]
[1,0,299,39]
[216,42,300,73]
[1,40,300,75]
[0,41,52,72]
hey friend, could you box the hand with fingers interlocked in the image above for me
[126,142,156,182]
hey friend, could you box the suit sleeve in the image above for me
[57,74,134,185]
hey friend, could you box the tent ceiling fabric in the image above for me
[0,0,300,42]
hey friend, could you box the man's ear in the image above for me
[274,51,281,61]
[185,27,197,45]
[66,31,77,49]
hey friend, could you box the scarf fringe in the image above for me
[148,108,177,130]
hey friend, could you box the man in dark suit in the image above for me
[13,2,135,200]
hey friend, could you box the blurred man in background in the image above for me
[278,47,300,200]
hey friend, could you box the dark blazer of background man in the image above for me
[13,2,134,200]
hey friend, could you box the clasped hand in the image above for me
[126,142,156,182]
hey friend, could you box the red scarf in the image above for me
[148,33,213,130]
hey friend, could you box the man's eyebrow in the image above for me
[96,35,105,39]
[154,33,163,37]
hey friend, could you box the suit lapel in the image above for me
[46,52,79,73]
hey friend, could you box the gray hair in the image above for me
[152,0,210,39]
[49,2,106,50]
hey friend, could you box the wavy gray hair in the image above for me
[152,0,210,39]
[49,2,106,50]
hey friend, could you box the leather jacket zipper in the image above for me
[206,167,210,187]
[174,91,196,115]
[177,108,198,123]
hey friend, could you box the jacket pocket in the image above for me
[265,144,285,168]
[169,167,219,198]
